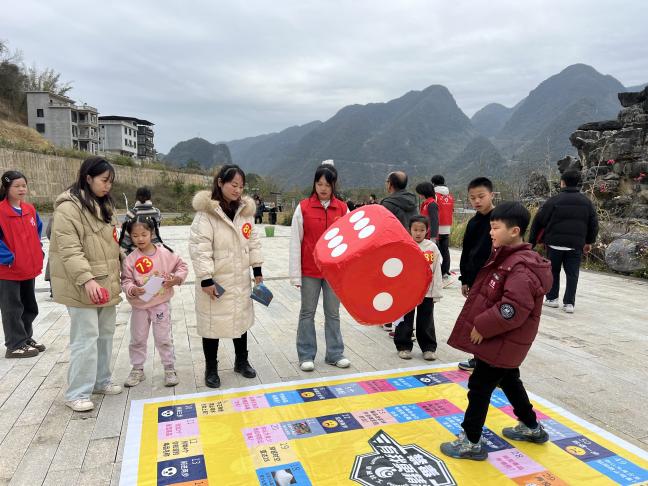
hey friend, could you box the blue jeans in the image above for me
[65,305,116,400]
[296,277,345,364]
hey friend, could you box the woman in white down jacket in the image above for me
[189,165,263,388]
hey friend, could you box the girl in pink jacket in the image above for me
[120,217,188,387]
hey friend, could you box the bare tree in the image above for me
[23,64,72,96]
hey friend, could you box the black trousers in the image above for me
[461,359,538,443]
[202,332,248,362]
[546,247,581,305]
[438,234,451,276]
[0,279,38,350]
[394,298,436,352]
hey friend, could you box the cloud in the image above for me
[2,0,647,152]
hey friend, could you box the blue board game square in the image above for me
[329,383,367,398]
[481,428,514,452]
[588,455,648,486]
[540,419,580,441]
[387,376,426,390]
[385,404,430,423]
[265,390,304,407]
[435,413,464,435]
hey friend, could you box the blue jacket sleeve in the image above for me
[0,239,14,265]
[36,212,43,238]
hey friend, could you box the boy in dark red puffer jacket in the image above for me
[440,201,553,461]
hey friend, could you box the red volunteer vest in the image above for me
[300,194,347,279]
[0,199,43,281]
[420,197,438,239]
[435,192,454,228]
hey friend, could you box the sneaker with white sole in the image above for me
[330,358,350,368]
[66,398,94,412]
[300,361,315,372]
[124,369,145,387]
[5,344,39,359]
[164,369,179,387]
[440,432,488,461]
[502,422,549,444]
[93,383,122,395]
[563,304,574,314]
[398,350,412,360]
[26,339,46,352]
[543,298,559,308]
[423,351,437,361]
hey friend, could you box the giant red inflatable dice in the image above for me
[313,205,432,325]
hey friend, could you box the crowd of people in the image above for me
[0,157,598,461]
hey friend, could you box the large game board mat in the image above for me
[121,364,648,485]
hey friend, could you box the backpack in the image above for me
[118,205,172,255]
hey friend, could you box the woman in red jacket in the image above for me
[289,163,350,372]
[0,171,45,358]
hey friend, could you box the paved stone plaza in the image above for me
[0,224,646,485]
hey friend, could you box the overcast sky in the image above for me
[3,1,647,152]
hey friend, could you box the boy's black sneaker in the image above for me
[440,433,488,461]
[5,344,39,358]
[502,422,549,444]
[458,358,476,371]
[27,339,46,352]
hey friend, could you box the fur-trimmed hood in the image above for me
[192,190,256,218]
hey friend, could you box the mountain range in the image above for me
[164,64,646,188]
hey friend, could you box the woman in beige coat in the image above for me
[189,165,263,388]
[49,157,123,412]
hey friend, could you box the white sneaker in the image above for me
[93,383,122,395]
[332,358,350,368]
[563,304,575,314]
[544,298,559,308]
[398,350,412,360]
[124,368,145,388]
[66,398,94,412]
[422,351,437,361]
[300,361,315,372]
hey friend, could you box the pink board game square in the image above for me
[439,370,471,382]
[499,404,549,421]
[157,418,200,440]
[351,408,399,428]
[488,449,546,478]
[358,379,397,394]
[417,399,463,417]
[242,423,288,448]
[231,394,270,412]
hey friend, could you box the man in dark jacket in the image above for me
[528,170,598,314]
[441,202,552,461]
[381,171,418,228]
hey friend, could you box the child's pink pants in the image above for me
[129,302,175,368]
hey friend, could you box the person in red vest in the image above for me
[0,171,45,359]
[289,162,350,372]
[432,175,455,283]
[415,182,439,239]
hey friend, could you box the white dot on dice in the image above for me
[373,292,393,311]
[349,210,365,224]
[327,235,344,249]
[331,243,348,258]
[358,225,376,239]
[324,227,340,241]
[382,258,403,278]
[353,218,370,231]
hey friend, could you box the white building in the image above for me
[25,91,99,153]
[98,116,140,158]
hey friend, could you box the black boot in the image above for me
[204,360,220,388]
[234,352,257,379]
